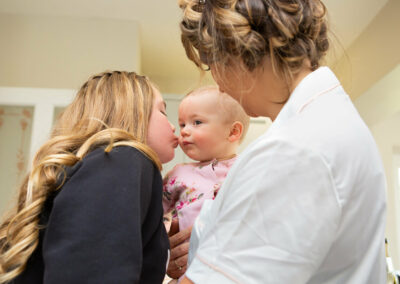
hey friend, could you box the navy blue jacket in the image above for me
[13,146,169,283]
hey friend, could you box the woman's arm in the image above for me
[167,219,192,279]
[185,140,341,283]
[42,147,158,283]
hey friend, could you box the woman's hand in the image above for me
[167,219,192,279]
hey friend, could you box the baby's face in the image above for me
[178,92,232,162]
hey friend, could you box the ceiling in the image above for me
[0,0,390,81]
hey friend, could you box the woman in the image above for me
[0,71,178,283]
[171,0,387,283]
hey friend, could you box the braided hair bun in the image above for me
[179,0,329,80]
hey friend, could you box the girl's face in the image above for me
[178,92,232,162]
[147,89,179,163]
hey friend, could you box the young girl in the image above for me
[0,71,178,283]
[173,0,387,283]
[163,86,249,276]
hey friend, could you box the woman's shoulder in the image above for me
[60,146,157,190]
[234,134,331,179]
[85,145,152,165]
[80,146,155,173]
[53,146,160,206]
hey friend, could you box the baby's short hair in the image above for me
[186,86,250,143]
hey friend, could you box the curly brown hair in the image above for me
[179,0,329,81]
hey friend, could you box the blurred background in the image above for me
[0,0,399,270]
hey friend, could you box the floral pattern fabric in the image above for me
[163,157,236,231]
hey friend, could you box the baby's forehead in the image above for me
[181,93,223,113]
[181,91,234,121]
[186,86,219,98]
[183,87,224,106]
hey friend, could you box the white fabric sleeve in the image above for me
[186,139,341,284]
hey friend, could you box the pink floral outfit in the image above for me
[163,157,236,231]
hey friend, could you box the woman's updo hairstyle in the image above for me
[179,0,329,81]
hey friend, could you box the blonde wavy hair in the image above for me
[0,71,161,283]
[179,0,329,83]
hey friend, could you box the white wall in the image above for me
[0,13,141,89]
[354,64,400,267]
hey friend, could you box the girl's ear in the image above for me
[228,121,243,142]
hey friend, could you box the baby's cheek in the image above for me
[193,131,208,145]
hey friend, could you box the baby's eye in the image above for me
[194,120,202,125]
[179,123,185,128]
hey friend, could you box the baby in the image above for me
[163,86,249,233]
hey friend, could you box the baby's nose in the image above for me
[180,126,189,136]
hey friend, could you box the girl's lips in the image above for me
[173,139,179,148]
[182,141,192,146]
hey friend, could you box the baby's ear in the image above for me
[228,121,243,142]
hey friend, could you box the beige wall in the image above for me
[0,13,141,89]
[355,63,400,267]
[332,0,400,100]
[342,0,400,266]
[371,113,400,268]
[151,71,217,95]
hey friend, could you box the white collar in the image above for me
[269,66,342,131]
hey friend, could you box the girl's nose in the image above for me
[169,122,176,133]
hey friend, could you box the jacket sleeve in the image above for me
[42,147,156,284]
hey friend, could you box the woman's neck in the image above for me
[252,60,312,121]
